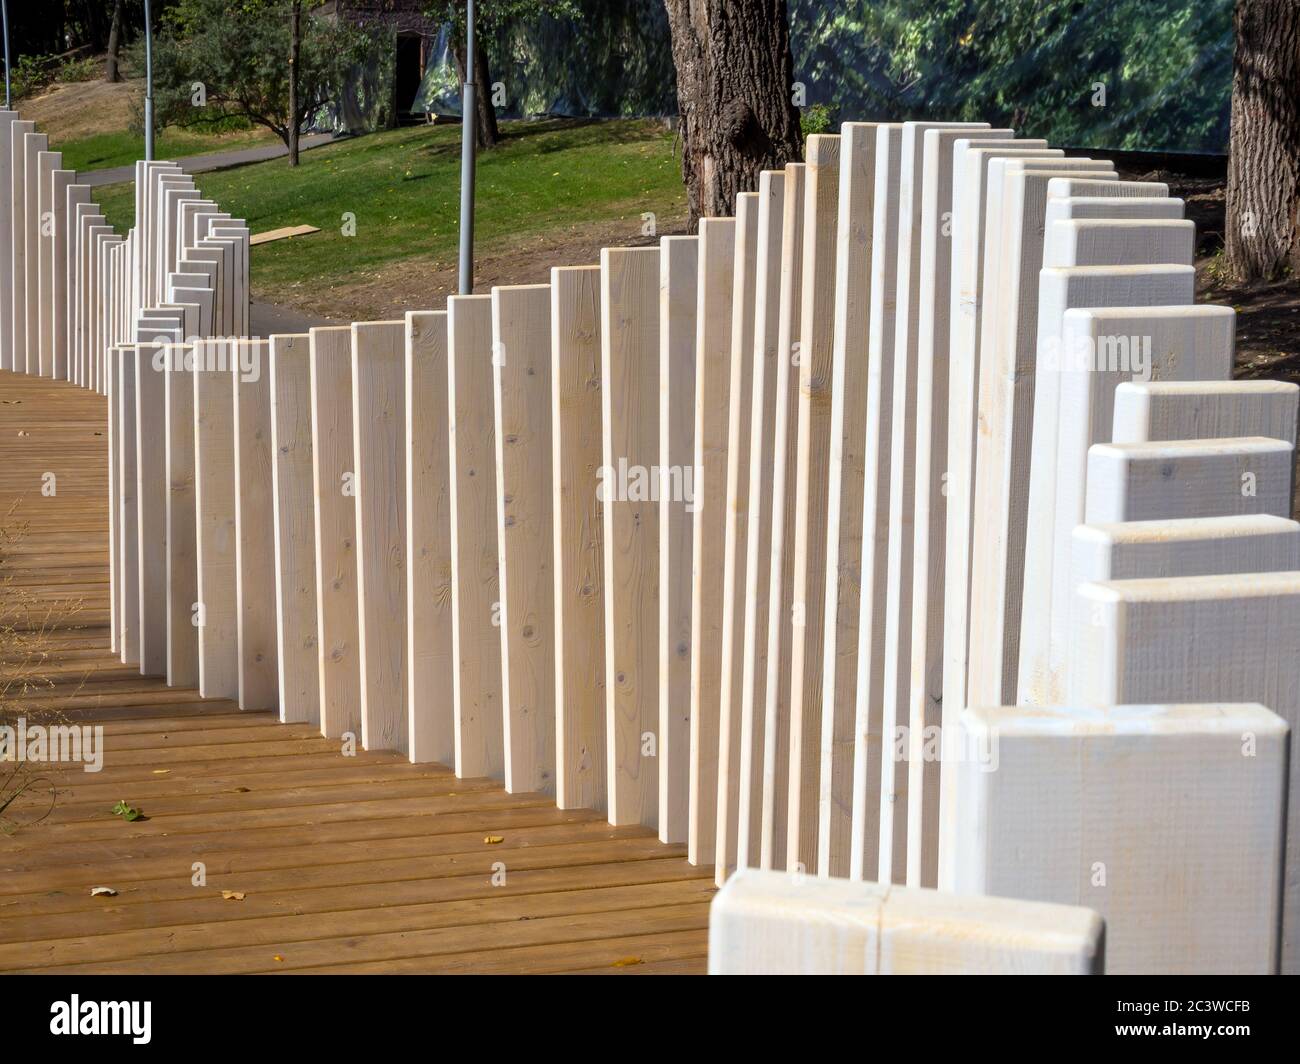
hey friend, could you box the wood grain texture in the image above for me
[492,284,556,794]
[850,127,901,881]
[1112,380,1299,446]
[817,124,881,879]
[657,241,696,839]
[600,247,660,830]
[737,172,784,872]
[787,134,839,876]
[405,310,455,765]
[878,124,988,888]
[269,334,320,726]
[448,295,504,779]
[193,343,238,700]
[351,321,408,754]
[688,217,735,864]
[551,266,608,812]
[164,344,199,688]
[905,127,1012,888]
[308,326,362,739]
[716,193,760,884]
[950,703,1286,974]
[1085,437,1294,523]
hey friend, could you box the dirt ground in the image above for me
[19,78,141,142]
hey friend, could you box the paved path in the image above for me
[80,132,339,187]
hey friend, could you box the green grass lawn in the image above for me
[57,126,278,174]
[92,118,686,292]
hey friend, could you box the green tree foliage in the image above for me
[141,0,375,149]
[789,0,1232,152]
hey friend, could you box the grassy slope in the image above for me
[57,126,277,173]
[92,118,686,291]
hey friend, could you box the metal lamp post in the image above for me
[2,0,11,110]
[457,0,476,295]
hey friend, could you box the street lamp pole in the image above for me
[2,0,12,111]
[457,0,476,295]
[143,0,155,160]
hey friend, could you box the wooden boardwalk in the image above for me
[0,370,713,974]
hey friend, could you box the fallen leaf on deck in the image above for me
[90,886,118,897]
[484,835,504,844]
[612,957,644,968]
[111,799,143,822]
[221,891,246,901]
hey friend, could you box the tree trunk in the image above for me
[104,0,124,83]
[1226,0,1300,282]
[452,33,501,150]
[288,1,302,167]
[662,0,803,229]
[474,38,501,150]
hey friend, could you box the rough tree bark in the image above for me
[288,1,302,167]
[451,35,501,150]
[104,0,124,83]
[662,0,803,229]
[1226,0,1300,282]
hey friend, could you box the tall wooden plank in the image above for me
[193,343,238,699]
[941,140,1055,736]
[106,345,119,652]
[551,267,608,811]
[880,125,989,886]
[0,113,19,372]
[658,241,697,838]
[134,344,168,675]
[816,125,880,879]
[600,246,660,829]
[405,310,455,765]
[49,168,73,380]
[787,134,840,876]
[35,150,60,376]
[163,344,199,688]
[760,162,806,871]
[351,321,407,753]
[308,327,362,738]
[115,346,140,663]
[269,334,320,726]
[492,284,556,793]
[737,171,785,871]
[850,126,902,880]
[716,193,761,883]
[1112,380,1299,446]
[233,340,279,712]
[9,123,36,372]
[687,217,736,863]
[448,295,504,779]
